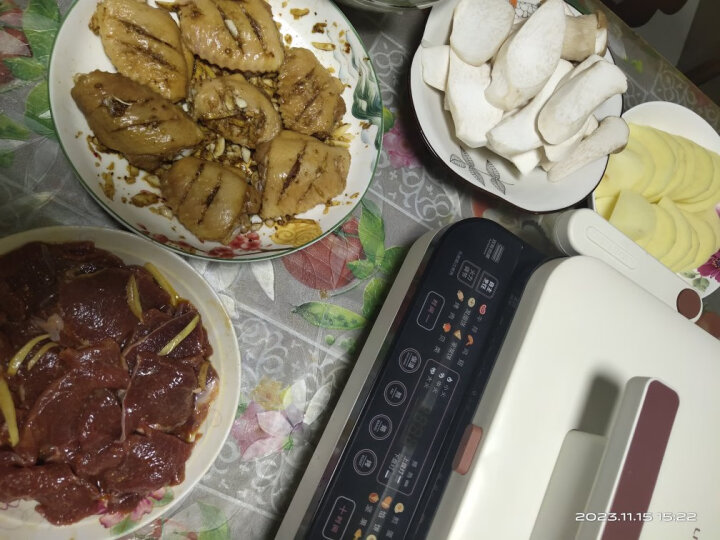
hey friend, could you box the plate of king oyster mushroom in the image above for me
[410,0,627,212]
[49,0,382,261]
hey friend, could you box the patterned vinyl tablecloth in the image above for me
[1,0,719,538]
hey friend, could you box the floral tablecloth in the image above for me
[1,0,719,538]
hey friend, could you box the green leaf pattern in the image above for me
[0,0,59,161]
[24,79,55,139]
[0,114,30,140]
[22,0,60,65]
[292,200,409,332]
[3,57,45,81]
[358,199,385,265]
[293,302,366,329]
[362,277,388,319]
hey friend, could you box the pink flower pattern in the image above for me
[383,116,420,170]
[698,250,720,282]
[98,487,168,529]
[231,401,304,461]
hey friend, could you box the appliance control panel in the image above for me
[306,220,543,540]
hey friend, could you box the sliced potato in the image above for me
[596,143,652,199]
[594,194,617,220]
[652,129,686,201]
[665,136,696,200]
[698,206,720,249]
[657,197,694,270]
[683,211,717,271]
[631,124,673,202]
[638,203,675,260]
[675,140,714,202]
[608,189,656,241]
[676,156,720,213]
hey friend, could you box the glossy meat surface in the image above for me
[161,156,261,242]
[0,242,216,525]
[255,130,350,218]
[94,0,191,102]
[71,70,204,170]
[177,0,284,72]
[277,47,346,139]
[192,73,281,147]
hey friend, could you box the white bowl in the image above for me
[593,101,720,298]
[0,226,240,539]
[410,0,623,212]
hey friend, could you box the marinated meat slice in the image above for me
[101,429,193,494]
[192,73,281,148]
[176,0,284,72]
[161,156,261,242]
[71,71,204,171]
[73,389,125,477]
[122,305,211,371]
[79,390,122,450]
[128,308,172,346]
[59,339,125,371]
[9,346,65,409]
[58,267,140,347]
[277,47,346,139]
[0,451,24,467]
[131,266,173,313]
[93,0,190,102]
[256,130,350,219]
[177,361,219,439]
[14,362,130,463]
[124,353,197,435]
[1,242,120,328]
[0,464,101,525]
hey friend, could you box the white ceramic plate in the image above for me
[48,0,382,262]
[0,226,240,539]
[410,0,623,212]
[605,101,720,297]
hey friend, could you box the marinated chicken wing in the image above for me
[176,0,284,73]
[277,47,346,139]
[161,156,261,242]
[93,0,191,102]
[192,73,281,148]
[71,71,204,171]
[255,130,350,219]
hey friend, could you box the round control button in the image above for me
[384,381,407,406]
[353,449,378,476]
[398,348,421,373]
[369,414,392,440]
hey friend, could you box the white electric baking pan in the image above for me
[277,210,716,540]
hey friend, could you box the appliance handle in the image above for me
[547,208,702,321]
[577,377,679,540]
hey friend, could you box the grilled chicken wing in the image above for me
[93,0,190,102]
[255,130,350,219]
[277,47,346,139]
[176,0,284,73]
[192,73,281,148]
[161,156,261,242]
[71,71,204,171]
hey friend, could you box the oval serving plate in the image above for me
[48,0,382,262]
[0,226,240,539]
[410,0,623,212]
[601,101,720,298]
